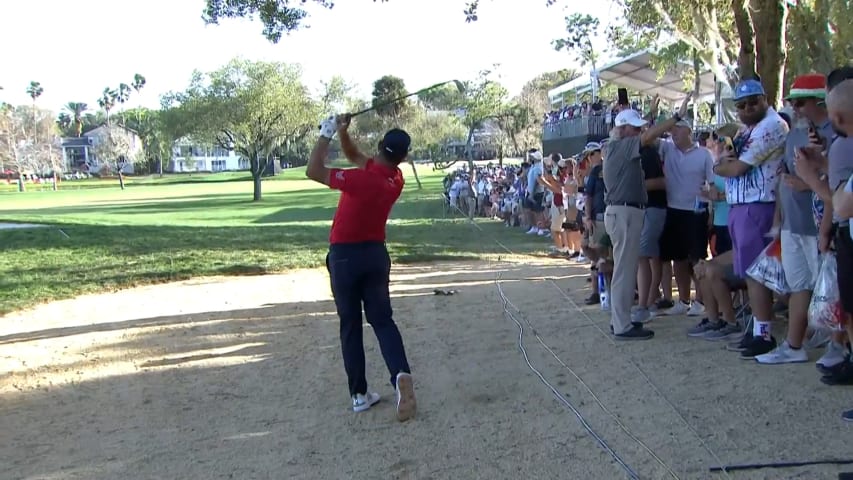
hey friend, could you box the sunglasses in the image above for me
[735,98,761,110]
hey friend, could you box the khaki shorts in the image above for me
[581,221,607,248]
[550,204,565,231]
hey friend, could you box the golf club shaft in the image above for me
[351,81,454,117]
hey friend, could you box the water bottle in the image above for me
[597,272,610,311]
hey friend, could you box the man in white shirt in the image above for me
[658,119,716,319]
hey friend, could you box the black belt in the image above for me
[607,202,646,210]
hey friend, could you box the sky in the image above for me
[0,0,615,114]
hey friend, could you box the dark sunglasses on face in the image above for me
[735,98,760,110]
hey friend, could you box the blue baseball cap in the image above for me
[733,79,766,101]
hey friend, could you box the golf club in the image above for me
[318,80,465,129]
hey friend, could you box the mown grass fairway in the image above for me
[0,165,544,314]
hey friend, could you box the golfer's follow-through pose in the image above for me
[305,114,417,422]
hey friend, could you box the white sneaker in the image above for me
[687,301,705,317]
[817,341,847,369]
[395,372,417,422]
[352,392,381,412]
[526,227,538,234]
[575,255,588,263]
[755,341,808,364]
[538,229,550,236]
[661,301,689,316]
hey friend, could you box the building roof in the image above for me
[61,137,91,147]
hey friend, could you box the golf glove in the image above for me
[319,115,336,140]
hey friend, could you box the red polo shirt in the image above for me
[327,159,404,244]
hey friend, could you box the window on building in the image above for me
[238,158,250,170]
[212,160,226,172]
[196,160,205,170]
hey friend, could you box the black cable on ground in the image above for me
[710,459,853,473]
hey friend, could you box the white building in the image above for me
[169,139,247,172]
[60,125,142,174]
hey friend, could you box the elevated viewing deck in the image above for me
[542,115,610,141]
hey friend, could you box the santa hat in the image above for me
[786,74,826,100]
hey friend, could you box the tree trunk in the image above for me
[252,173,262,201]
[692,49,702,127]
[464,126,476,219]
[118,170,125,190]
[409,159,422,189]
[751,0,789,108]
[509,132,520,158]
[732,0,757,79]
[498,144,504,168]
[465,126,475,175]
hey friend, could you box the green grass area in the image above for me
[0,164,545,314]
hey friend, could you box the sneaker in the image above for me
[526,226,538,234]
[584,293,600,305]
[631,307,652,324]
[687,301,705,317]
[804,330,831,350]
[703,322,742,341]
[352,392,381,412]
[395,372,417,422]
[614,325,655,341]
[727,331,753,352]
[655,298,674,310]
[538,229,550,236]
[817,342,848,374]
[575,255,588,263]
[843,409,853,422]
[740,336,777,359]
[661,301,690,316]
[820,360,853,386]
[755,341,809,364]
[687,318,722,337]
[569,251,580,259]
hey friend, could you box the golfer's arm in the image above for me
[306,137,331,185]
[339,130,368,168]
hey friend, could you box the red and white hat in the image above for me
[786,74,827,100]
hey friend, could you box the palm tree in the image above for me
[25,81,44,140]
[56,113,73,136]
[98,88,117,126]
[131,74,146,94]
[63,102,88,137]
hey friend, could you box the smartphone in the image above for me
[617,88,629,105]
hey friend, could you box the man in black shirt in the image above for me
[633,143,668,323]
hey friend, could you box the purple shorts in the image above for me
[728,203,775,277]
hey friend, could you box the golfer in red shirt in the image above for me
[306,114,416,422]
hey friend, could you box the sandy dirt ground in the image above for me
[2,258,852,480]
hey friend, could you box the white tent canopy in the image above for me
[595,50,717,103]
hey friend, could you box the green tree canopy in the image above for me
[164,59,318,200]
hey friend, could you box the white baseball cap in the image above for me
[614,109,648,128]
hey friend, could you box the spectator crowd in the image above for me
[445,68,853,422]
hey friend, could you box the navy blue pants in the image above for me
[327,242,411,396]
